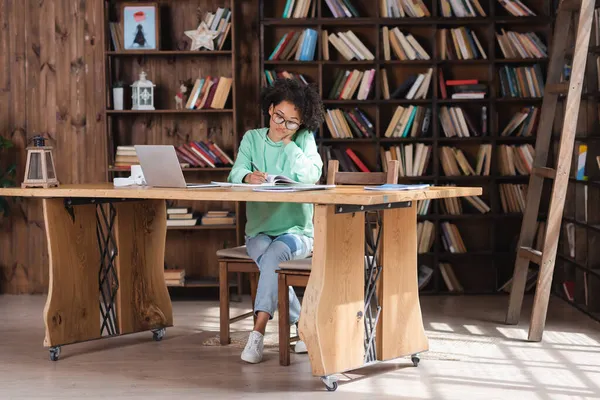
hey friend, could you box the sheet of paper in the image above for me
[252,184,336,192]
[364,184,431,191]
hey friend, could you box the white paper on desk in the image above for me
[210,181,269,188]
[364,184,430,191]
[252,184,336,192]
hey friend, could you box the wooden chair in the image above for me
[276,159,399,366]
[217,246,259,345]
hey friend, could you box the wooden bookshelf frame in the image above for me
[102,0,241,289]
[258,0,555,295]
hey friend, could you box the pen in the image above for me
[251,161,259,172]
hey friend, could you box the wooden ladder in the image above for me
[505,0,595,341]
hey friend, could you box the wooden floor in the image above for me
[1,294,599,399]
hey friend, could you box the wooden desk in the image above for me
[0,184,481,389]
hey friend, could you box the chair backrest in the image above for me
[326,159,399,185]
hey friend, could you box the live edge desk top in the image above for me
[0,183,482,204]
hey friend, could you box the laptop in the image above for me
[134,145,219,188]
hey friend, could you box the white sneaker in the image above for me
[241,331,264,364]
[294,340,307,353]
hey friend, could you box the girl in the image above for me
[227,78,324,364]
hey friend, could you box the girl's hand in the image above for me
[245,171,268,184]
[282,133,294,145]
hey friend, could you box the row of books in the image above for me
[384,105,432,138]
[381,0,431,17]
[440,263,464,293]
[324,108,374,138]
[281,0,316,18]
[328,69,375,100]
[499,183,527,213]
[418,221,435,253]
[269,29,318,61]
[439,188,491,214]
[439,105,486,137]
[185,76,232,110]
[496,30,547,59]
[441,221,467,253]
[382,27,430,61]
[498,0,536,16]
[440,0,486,17]
[322,145,371,172]
[501,107,539,136]
[175,141,234,168]
[201,7,232,51]
[498,144,534,176]
[324,30,374,61]
[264,70,309,86]
[381,143,432,177]
[498,65,544,98]
[439,27,487,60]
[440,145,491,177]
[325,0,360,17]
[167,207,235,227]
[382,68,433,100]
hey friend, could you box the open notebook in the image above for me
[212,173,305,187]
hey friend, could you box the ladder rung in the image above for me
[560,0,582,11]
[546,83,569,95]
[519,247,542,265]
[532,167,556,179]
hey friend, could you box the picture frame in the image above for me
[121,2,160,50]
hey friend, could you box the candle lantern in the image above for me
[21,135,59,188]
[131,70,155,110]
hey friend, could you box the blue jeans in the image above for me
[245,233,313,325]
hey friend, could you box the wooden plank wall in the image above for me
[0,0,261,294]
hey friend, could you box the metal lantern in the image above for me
[131,70,155,110]
[22,136,59,188]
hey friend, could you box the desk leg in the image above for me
[299,205,365,377]
[114,200,172,335]
[41,199,172,360]
[43,199,101,349]
[376,203,428,361]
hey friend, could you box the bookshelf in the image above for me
[554,16,600,321]
[258,0,555,294]
[103,0,240,289]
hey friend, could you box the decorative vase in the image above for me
[113,87,124,110]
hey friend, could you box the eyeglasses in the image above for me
[272,113,300,131]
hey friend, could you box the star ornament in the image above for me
[185,22,220,51]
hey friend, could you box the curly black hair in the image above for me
[260,78,324,132]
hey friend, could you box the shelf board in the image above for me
[167,224,236,231]
[319,138,374,143]
[106,109,233,114]
[495,58,549,64]
[106,50,232,56]
[262,16,551,26]
[108,167,232,173]
[380,137,435,143]
[438,98,491,104]
[495,98,543,104]
[438,137,492,143]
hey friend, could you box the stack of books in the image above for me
[439,106,485,137]
[201,211,236,226]
[269,29,318,61]
[385,69,433,100]
[440,79,488,100]
[381,144,432,177]
[113,146,139,169]
[175,141,233,168]
[441,222,467,253]
[385,106,431,138]
[167,207,198,227]
[498,65,544,98]
[164,268,185,287]
[498,144,534,176]
[499,184,528,213]
[185,76,233,110]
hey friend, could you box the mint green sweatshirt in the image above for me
[228,127,323,238]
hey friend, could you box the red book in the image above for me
[207,142,230,165]
[175,146,201,167]
[446,79,479,86]
[180,144,206,167]
[189,142,216,167]
[345,149,370,172]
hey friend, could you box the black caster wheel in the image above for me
[411,354,420,367]
[49,346,61,361]
[152,328,166,342]
[321,376,338,392]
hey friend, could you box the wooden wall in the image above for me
[0,0,260,294]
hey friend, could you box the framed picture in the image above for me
[122,2,159,50]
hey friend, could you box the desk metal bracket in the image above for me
[335,201,411,214]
